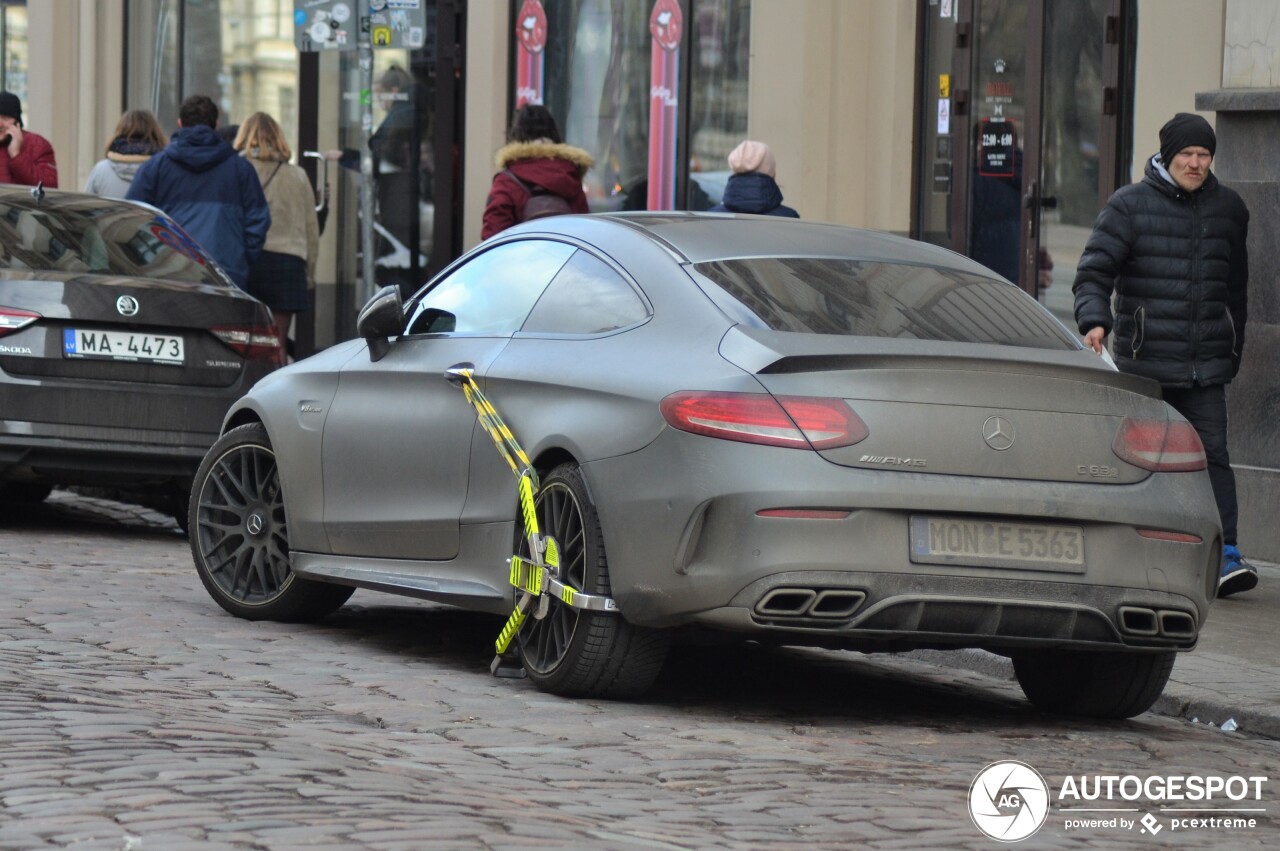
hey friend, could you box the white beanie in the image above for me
[727,140,776,178]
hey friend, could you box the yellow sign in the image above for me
[939,73,951,98]
[372,26,392,47]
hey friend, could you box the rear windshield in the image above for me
[693,257,1078,350]
[0,200,229,286]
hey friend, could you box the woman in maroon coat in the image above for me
[481,104,592,239]
[0,91,58,188]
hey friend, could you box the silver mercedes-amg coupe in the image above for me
[190,213,1220,718]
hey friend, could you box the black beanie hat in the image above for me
[1159,112,1215,166]
[0,91,21,127]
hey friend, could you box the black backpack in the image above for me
[503,169,574,222]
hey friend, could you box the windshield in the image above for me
[693,256,1079,350]
[0,200,230,286]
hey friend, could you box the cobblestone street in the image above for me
[1,494,1276,850]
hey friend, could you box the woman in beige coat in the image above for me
[233,112,320,350]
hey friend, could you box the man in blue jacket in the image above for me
[128,95,269,289]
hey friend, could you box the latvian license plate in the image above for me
[910,516,1085,573]
[63,328,184,365]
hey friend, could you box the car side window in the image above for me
[521,249,649,335]
[405,240,575,335]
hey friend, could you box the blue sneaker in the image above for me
[1218,545,1259,598]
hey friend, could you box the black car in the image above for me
[0,187,283,527]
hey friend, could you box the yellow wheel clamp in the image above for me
[445,365,618,678]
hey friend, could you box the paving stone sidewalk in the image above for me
[44,490,1280,739]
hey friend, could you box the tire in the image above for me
[517,462,670,698]
[189,423,353,621]
[0,481,54,503]
[1013,649,1176,719]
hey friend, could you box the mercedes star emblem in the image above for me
[246,513,264,535]
[982,415,1015,451]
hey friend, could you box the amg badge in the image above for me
[860,455,927,467]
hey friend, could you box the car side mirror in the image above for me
[357,285,404,362]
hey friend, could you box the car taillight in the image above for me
[660,391,869,450]
[1112,417,1206,472]
[0,306,40,337]
[211,325,284,365]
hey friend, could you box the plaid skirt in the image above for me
[245,250,310,312]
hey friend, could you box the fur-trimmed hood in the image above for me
[107,151,152,165]
[494,139,594,172]
[492,139,594,203]
[482,140,593,238]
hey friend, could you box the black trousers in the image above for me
[1162,384,1237,547]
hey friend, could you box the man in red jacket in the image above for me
[0,91,58,188]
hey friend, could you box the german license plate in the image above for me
[910,516,1085,573]
[63,328,184,365]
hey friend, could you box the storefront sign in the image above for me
[978,118,1016,177]
[647,0,682,211]
[516,0,548,106]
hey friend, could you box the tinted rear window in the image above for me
[0,201,229,286]
[693,257,1077,349]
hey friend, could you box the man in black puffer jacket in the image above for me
[1074,112,1255,598]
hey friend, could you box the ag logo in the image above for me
[969,760,1050,842]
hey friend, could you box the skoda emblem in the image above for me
[246,513,264,536]
[982,415,1015,451]
[116,295,140,317]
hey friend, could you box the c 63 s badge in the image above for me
[1078,464,1119,478]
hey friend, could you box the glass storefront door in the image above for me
[319,0,464,340]
[124,0,465,352]
[915,0,1132,328]
[1037,0,1124,325]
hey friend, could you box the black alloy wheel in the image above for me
[516,462,669,697]
[190,424,352,621]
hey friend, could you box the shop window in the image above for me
[687,0,750,210]
[533,0,749,212]
[125,0,299,139]
[0,1,26,103]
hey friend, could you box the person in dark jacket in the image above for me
[1073,112,1255,597]
[127,95,269,289]
[0,91,58,188]
[481,104,592,239]
[708,140,798,218]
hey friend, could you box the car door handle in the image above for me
[444,363,476,386]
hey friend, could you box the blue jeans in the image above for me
[1162,384,1237,547]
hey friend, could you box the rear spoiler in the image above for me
[718,325,1162,398]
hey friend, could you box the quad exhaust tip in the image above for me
[755,587,866,620]
[1118,605,1196,640]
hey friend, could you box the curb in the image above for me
[906,647,1280,741]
